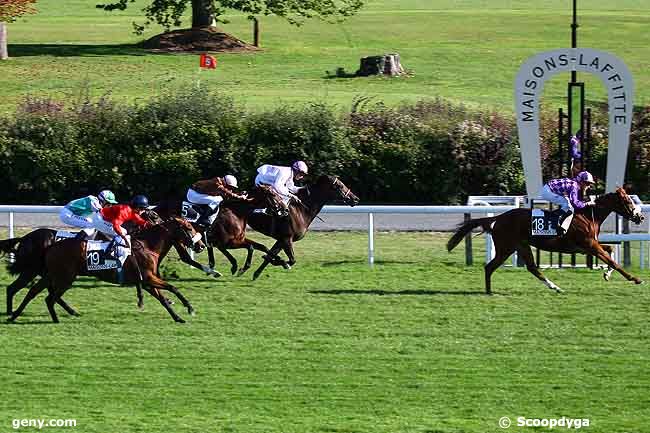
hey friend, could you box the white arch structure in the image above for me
[515,48,634,197]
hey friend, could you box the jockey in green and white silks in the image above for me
[59,190,117,238]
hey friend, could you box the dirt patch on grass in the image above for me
[143,27,260,53]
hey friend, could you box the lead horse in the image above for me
[447,187,645,294]
[248,175,360,279]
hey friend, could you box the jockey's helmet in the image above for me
[98,190,117,205]
[224,174,238,188]
[576,171,595,184]
[292,160,308,176]
[131,195,149,209]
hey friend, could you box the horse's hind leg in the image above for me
[517,245,563,293]
[7,277,49,322]
[484,251,511,295]
[6,271,36,315]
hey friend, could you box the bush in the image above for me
[0,89,646,205]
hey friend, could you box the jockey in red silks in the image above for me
[541,171,596,234]
[90,195,151,262]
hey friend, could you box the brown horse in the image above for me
[7,218,205,324]
[248,175,360,280]
[0,210,160,316]
[447,187,645,294]
[154,184,288,276]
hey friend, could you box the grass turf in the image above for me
[1,1,649,114]
[1,231,649,433]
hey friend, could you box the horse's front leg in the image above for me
[281,241,296,268]
[599,244,615,281]
[174,242,222,278]
[590,244,643,284]
[253,242,283,280]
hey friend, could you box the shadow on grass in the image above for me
[7,43,146,57]
[321,259,419,267]
[310,289,488,296]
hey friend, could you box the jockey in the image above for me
[254,161,308,208]
[541,171,596,234]
[186,174,248,227]
[60,190,118,239]
[90,195,151,263]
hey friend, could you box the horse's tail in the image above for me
[447,216,497,252]
[0,237,24,275]
[0,237,22,258]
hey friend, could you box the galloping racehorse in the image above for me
[447,187,645,294]
[7,218,205,323]
[248,175,360,280]
[154,185,288,276]
[0,210,159,316]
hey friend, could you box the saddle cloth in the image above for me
[531,208,562,237]
[182,201,218,225]
[85,240,130,271]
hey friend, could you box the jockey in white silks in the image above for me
[541,170,596,234]
[59,190,118,239]
[254,161,309,209]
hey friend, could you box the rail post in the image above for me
[368,212,374,266]
[464,213,473,265]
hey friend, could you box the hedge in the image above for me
[0,88,647,205]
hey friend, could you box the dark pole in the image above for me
[571,0,578,83]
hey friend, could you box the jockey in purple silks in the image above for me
[541,171,596,234]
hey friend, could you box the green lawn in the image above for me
[1,0,649,114]
[1,232,649,433]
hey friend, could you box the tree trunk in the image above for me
[253,17,260,47]
[0,22,8,60]
[191,0,215,28]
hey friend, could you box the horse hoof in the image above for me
[283,263,292,270]
[252,272,261,281]
[6,317,15,323]
[189,309,196,316]
[175,317,186,324]
[603,274,610,282]
[236,268,248,277]
[231,266,238,275]
[635,279,644,285]
[212,271,222,278]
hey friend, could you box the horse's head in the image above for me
[252,184,289,217]
[312,175,360,206]
[168,217,205,253]
[598,187,645,224]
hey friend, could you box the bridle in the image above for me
[332,177,354,202]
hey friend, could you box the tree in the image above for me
[0,0,37,60]
[97,0,364,37]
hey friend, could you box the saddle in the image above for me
[530,208,570,237]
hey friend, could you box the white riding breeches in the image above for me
[60,208,98,236]
[255,175,291,205]
[186,188,223,209]
[90,212,126,239]
[541,185,573,213]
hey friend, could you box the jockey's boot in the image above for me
[105,238,119,261]
[196,209,213,230]
[75,231,88,240]
[557,210,573,236]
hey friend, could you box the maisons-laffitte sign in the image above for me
[514,48,634,197]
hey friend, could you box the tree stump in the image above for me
[357,53,405,77]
